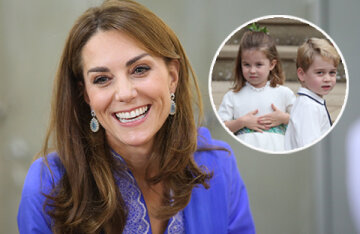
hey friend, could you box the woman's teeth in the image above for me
[115,106,148,123]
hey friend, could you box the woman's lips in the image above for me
[114,105,150,124]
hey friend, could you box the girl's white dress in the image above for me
[218,81,296,152]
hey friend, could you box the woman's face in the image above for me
[82,30,178,155]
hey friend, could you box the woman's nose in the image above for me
[114,77,136,102]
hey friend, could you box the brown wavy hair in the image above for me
[40,0,213,233]
[232,30,285,92]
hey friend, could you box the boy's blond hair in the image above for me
[296,37,340,72]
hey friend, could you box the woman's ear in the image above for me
[167,59,180,93]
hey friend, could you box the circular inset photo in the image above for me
[209,15,348,154]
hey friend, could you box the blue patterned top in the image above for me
[112,151,184,234]
[17,127,255,233]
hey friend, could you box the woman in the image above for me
[17,0,255,233]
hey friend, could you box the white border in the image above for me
[208,14,349,155]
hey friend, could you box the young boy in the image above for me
[285,38,340,150]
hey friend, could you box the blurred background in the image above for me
[0,0,359,233]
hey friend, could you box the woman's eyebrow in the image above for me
[87,66,110,75]
[86,53,150,75]
[126,53,149,67]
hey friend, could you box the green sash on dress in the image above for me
[235,124,287,135]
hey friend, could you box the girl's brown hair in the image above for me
[232,30,285,92]
[41,0,212,232]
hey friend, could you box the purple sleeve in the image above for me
[196,127,256,233]
[18,154,62,233]
[227,152,256,234]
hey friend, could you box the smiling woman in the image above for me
[82,30,179,152]
[17,0,255,233]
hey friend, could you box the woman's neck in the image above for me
[109,140,153,173]
[108,137,167,232]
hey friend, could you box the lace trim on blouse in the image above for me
[246,81,270,92]
[111,150,185,233]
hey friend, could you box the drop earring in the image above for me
[169,93,176,116]
[90,110,99,133]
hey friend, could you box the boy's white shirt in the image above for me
[284,87,332,150]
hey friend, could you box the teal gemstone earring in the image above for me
[169,93,176,116]
[90,110,99,132]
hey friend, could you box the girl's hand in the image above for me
[224,109,268,133]
[241,109,268,133]
[258,104,290,128]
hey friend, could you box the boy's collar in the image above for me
[297,87,325,105]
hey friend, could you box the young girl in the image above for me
[218,29,296,152]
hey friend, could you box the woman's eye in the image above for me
[133,65,150,75]
[93,76,109,84]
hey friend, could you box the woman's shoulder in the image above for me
[22,152,64,197]
[195,127,246,194]
[196,127,236,170]
[189,127,255,233]
[18,152,62,233]
[197,127,232,151]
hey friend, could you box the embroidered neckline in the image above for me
[111,149,126,163]
[111,150,185,233]
[246,81,270,92]
[167,211,185,234]
[117,170,150,233]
